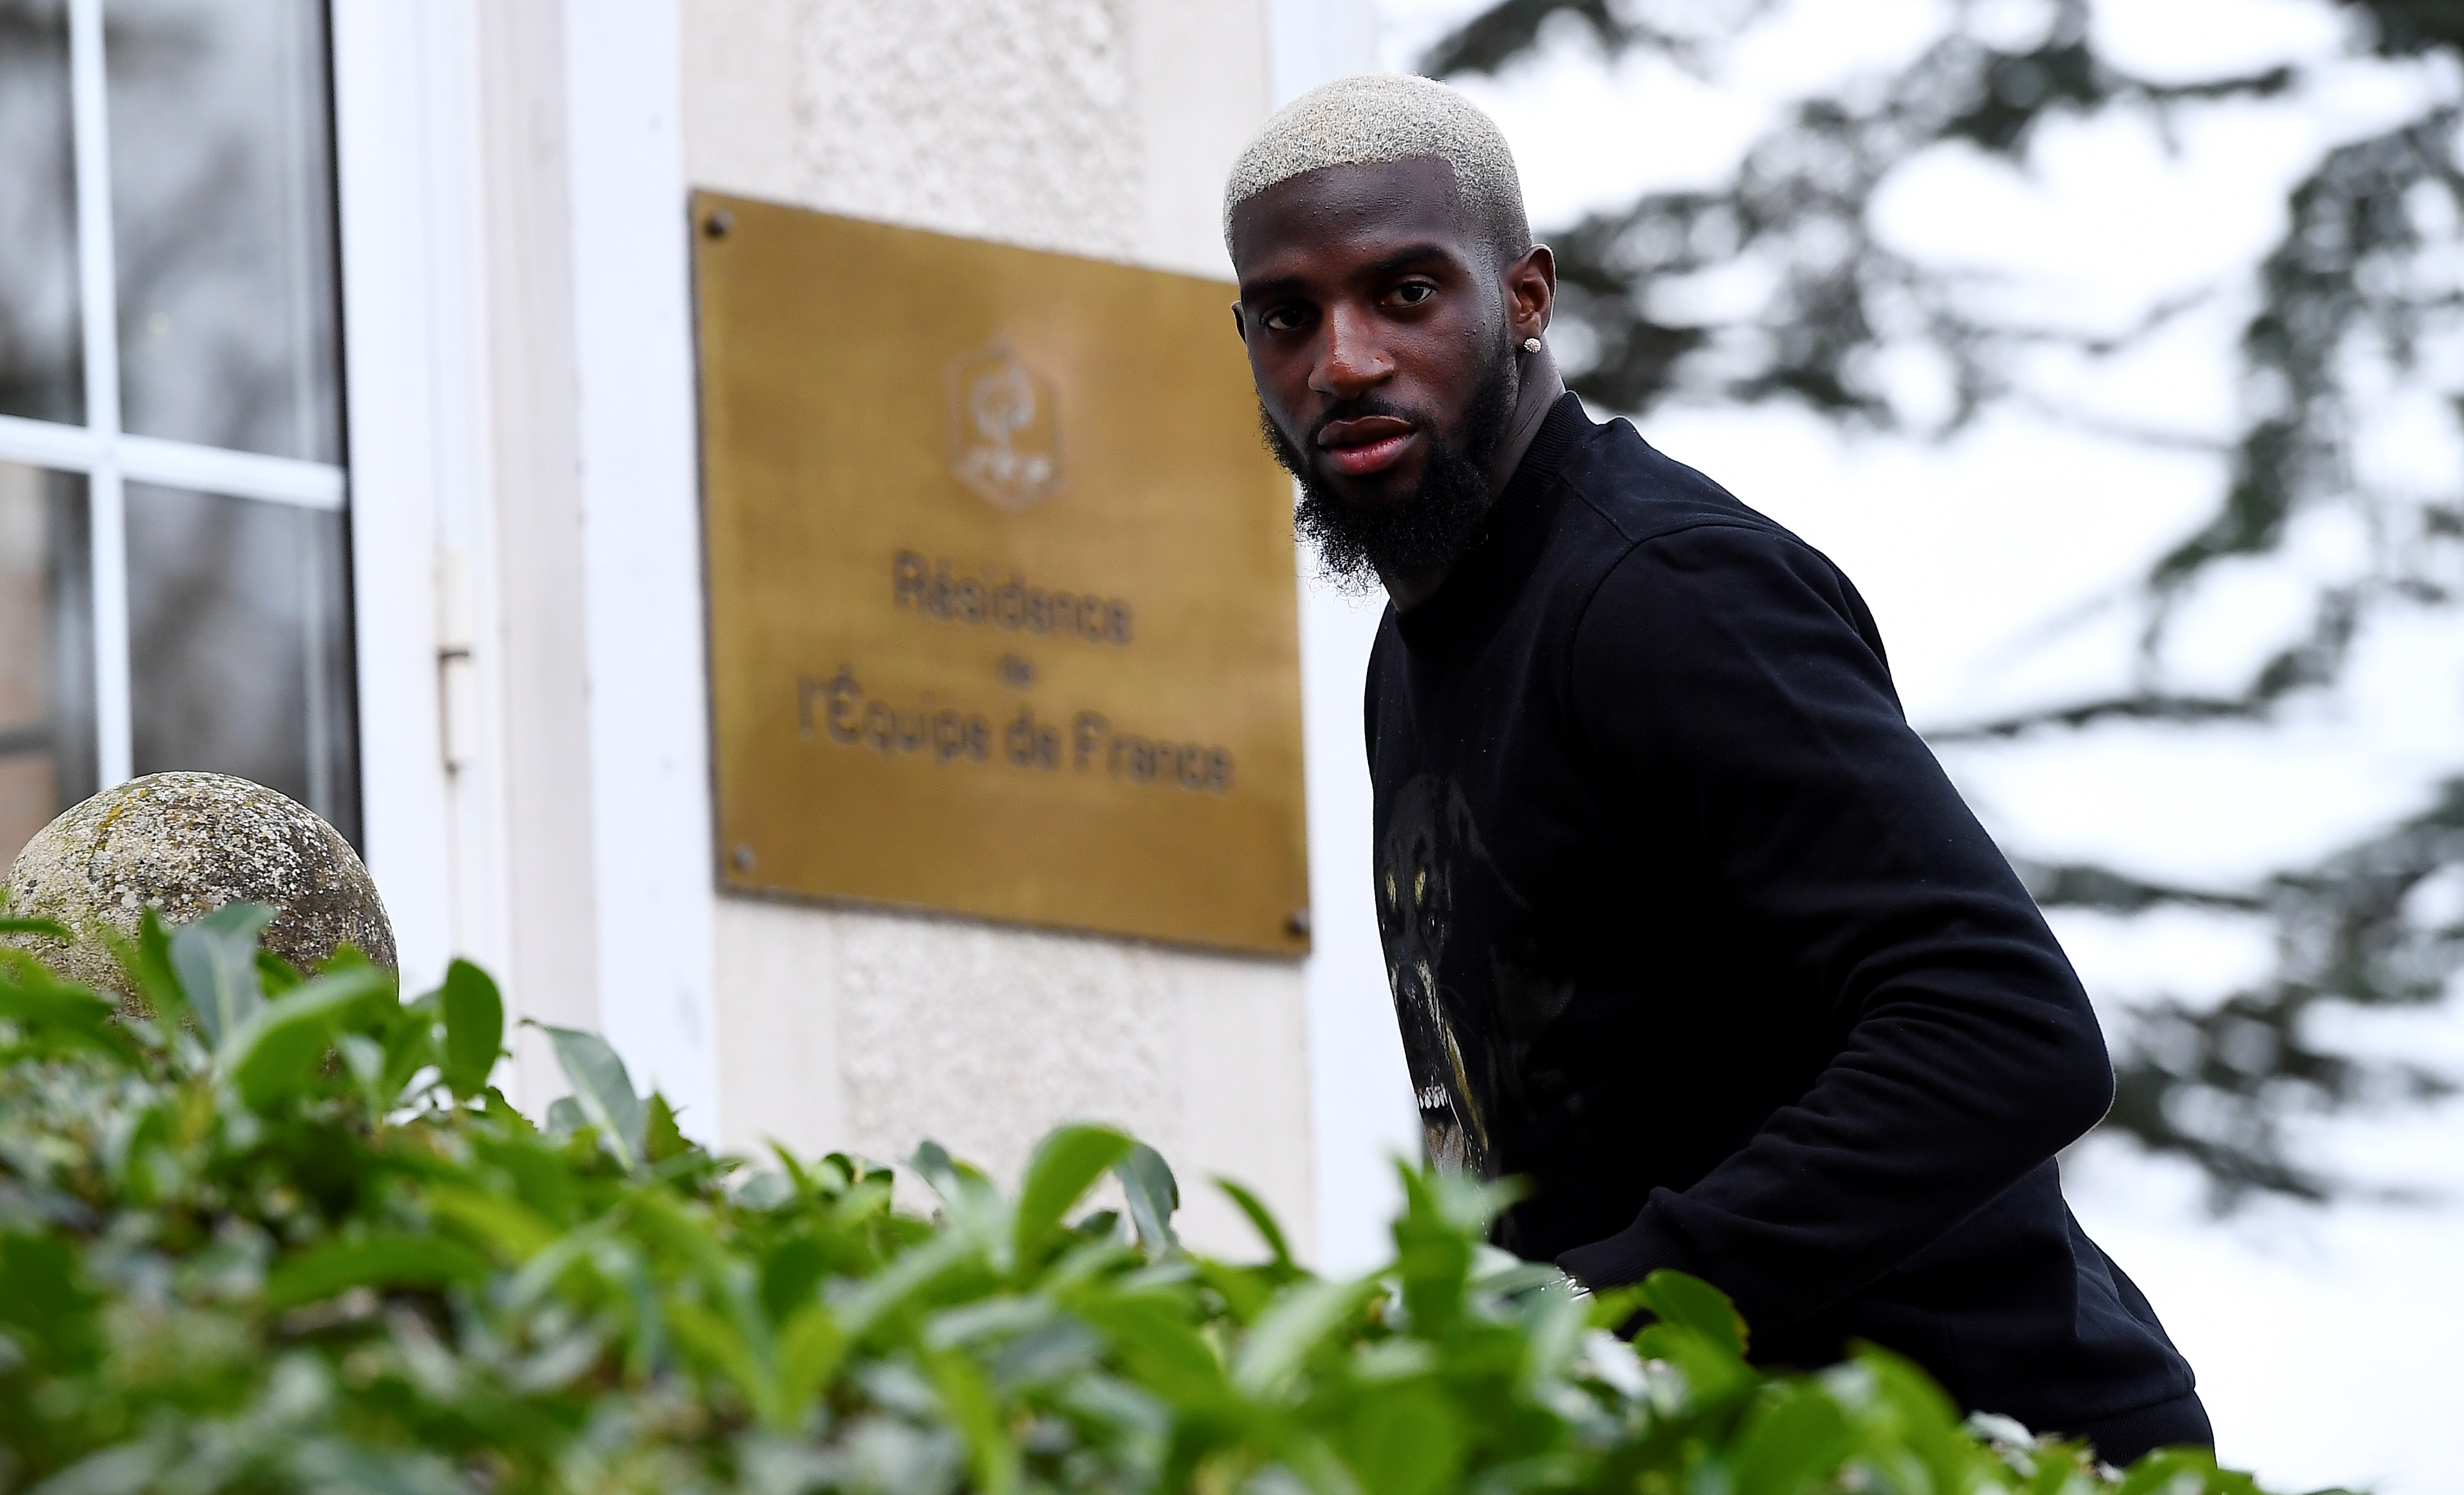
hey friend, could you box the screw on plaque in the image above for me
[732,844,756,871]
[705,209,734,238]
[1285,907,1312,938]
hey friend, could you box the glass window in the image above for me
[0,461,94,859]
[128,481,355,835]
[109,0,341,461]
[0,0,84,425]
[0,0,355,860]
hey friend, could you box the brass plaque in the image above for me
[691,192,1309,955]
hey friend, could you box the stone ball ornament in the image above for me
[5,771,395,994]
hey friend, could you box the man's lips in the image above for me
[1316,416,1419,478]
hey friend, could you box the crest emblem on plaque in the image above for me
[946,340,1064,512]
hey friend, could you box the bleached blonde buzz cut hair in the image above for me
[1223,73,1532,262]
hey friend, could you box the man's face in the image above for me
[1230,157,1519,585]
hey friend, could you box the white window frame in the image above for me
[0,0,350,795]
[325,0,500,993]
[327,0,721,1132]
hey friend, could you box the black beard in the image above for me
[1264,349,1518,593]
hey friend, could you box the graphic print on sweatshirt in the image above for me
[1375,773,1575,1185]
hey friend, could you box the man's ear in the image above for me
[1230,302,1250,344]
[1506,244,1556,339]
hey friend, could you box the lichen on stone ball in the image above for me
[5,771,395,997]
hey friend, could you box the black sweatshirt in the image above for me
[1364,393,2197,1434]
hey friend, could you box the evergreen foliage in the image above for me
[0,912,2281,1493]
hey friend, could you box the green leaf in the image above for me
[645,1093,691,1164]
[1392,1167,1475,1338]
[911,1139,1002,1231]
[264,1232,493,1311]
[1513,1279,1590,1393]
[667,1296,769,1411]
[832,1230,981,1340]
[1845,1348,1988,1493]
[767,1143,820,1200]
[2114,1447,2254,1495]
[1232,1275,1378,1399]
[172,902,276,1044]
[1581,1282,1651,1334]
[110,1101,176,1201]
[381,991,442,1104]
[1013,1124,1133,1269]
[0,1232,103,1371]
[1070,1292,1228,1408]
[1731,1390,1855,1495]
[620,1188,743,1303]
[1341,1383,1465,1495]
[1216,1178,1293,1268]
[1113,1141,1180,1254]
[0,953,140,1064]
[1849,1342,1965,1438]
[0,915,71,939]
[1632,1296,1759,1410]
[539,1024,647,1170]
[100,906,187,1027]
[776,1300,848,1414]
[911,1138,967,1200]
[925,1346,1020,1495]
[216,963,396,1111]
[34,1444,171,1495]
[425,1184,562,1262]
[1190,1258,1276,1325]
[760,1236,831,1322]
[438,959,502,1099]
[255,949,305,995]
[1639,1269,1747,1358]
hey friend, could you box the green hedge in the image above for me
[0,904,2278,1495]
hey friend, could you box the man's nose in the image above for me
[1311,303,1392,397]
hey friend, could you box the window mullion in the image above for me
[0,415,104,475]
[67,0,130,790]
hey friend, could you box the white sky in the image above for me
[1363,1,2464,1488]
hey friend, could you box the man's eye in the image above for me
[1386,282,1436,307]
[1261,305,1311,333]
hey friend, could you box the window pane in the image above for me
[0,461,95,862]
[107,0,340,462]
[127,483,356,843]
[0,0,85,425]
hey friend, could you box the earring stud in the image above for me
[1522,336,1542,353]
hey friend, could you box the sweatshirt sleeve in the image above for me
[1551,522,2114,1332]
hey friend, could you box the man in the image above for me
[1225,74,2210,1462]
